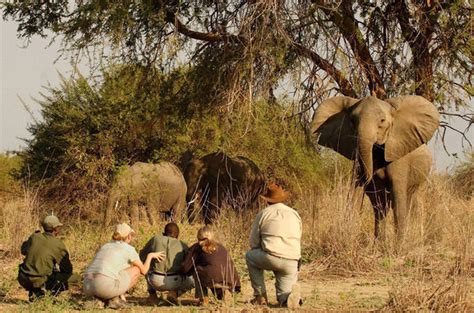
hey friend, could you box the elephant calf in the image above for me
[105,161,187,225]
[184,152,266,224]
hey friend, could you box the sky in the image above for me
[1,19,472,173]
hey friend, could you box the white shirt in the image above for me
[86,241,140,279]
[249,203,302,260]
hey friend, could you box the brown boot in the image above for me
[285,284,302,309]
[166,291,179,305]
[250,294,268,305]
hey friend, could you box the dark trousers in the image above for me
[193,272,227,300]
[18,269,80,296]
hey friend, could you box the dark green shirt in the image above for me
[140,235,188,274]
[19,232,73,277]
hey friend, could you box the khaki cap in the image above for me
[114,223,135,238]
[42,215,63,230]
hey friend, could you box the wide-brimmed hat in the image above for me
[42,215,63,231]
[114,223,135,238]
[260,182,290,203]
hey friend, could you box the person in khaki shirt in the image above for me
[246,183,302,308]
[18,215,80,301]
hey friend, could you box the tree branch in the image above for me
[292,42,358,98]
[315,1,386,98]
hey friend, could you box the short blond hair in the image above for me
[197,226,218,254]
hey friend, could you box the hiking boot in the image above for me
[106,296,129,309]
[166,291,179,305]
[146,292,159,305]
[28,289,45,302]
[285,284,302,309]
[82,297,105,310]
[250,294,268,305]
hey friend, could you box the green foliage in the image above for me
[452,152,474,199]
[19,64,336,215]
[0,154,22,195]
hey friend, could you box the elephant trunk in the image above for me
[358,126,376,183]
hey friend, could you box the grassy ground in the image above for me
[0,171,473,311]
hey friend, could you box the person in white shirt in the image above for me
[83,223,165,309]
[246,182,302,308]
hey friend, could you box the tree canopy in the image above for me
[4,1,472,110]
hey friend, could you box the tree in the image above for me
[3,0,472,138]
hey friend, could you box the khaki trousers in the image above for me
[245,248,298,305]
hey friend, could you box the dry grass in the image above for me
[0,167,472,311]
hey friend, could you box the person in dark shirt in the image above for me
[140,223,194,304]
[18,215,80,301]
[181,226,240,305]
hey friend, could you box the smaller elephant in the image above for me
[184,152,266,224]
[105,161,187,225]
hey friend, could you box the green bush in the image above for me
[19,64,344,217]
[0,153,22,195]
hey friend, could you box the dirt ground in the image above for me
[3,256,472,312]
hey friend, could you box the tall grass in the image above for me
[1,161,472,310]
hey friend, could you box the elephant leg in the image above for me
[146,206,157,225]
[365,178,390,239]
[130,204,140,226]
[171,191,186,222]
[391,179,409,242]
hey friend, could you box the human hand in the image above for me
[151,251,166,262]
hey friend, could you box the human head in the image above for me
[196,225,218,254]
[197,225,214,242]
[112,223,135,243]
[42,215,63,234]
[163,222,179,238]
[260,182,290,204]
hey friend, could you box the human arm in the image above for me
[180,243,199,275]
[58,251,73,273]
[249,212,262,249]
[131,251,166,275]
[20,236,33,256]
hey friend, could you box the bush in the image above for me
[19,64,338,219]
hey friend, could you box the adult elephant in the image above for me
[310,96,440,240]
[105,161,187,225]
[184,152,266,224]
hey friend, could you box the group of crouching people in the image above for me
[18,183,303,309]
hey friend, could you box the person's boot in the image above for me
[146,291,159,305]
[105,296,128,309]
[250,294,268,305]
[285,284,302,309]
[166,291,179,305]
[28,289,45,302]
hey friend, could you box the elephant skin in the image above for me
[184,152,266,224]
[310,95,440,240]
[105,161,187,225]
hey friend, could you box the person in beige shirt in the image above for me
[246,182,302,308]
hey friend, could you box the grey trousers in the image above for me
[246,248,298,305]
[147,272,194,296]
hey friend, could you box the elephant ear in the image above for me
[385,96,440,161]
[311,96,360,160]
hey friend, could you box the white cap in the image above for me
[114,223,134,237]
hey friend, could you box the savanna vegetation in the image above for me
[1,0,473,311]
